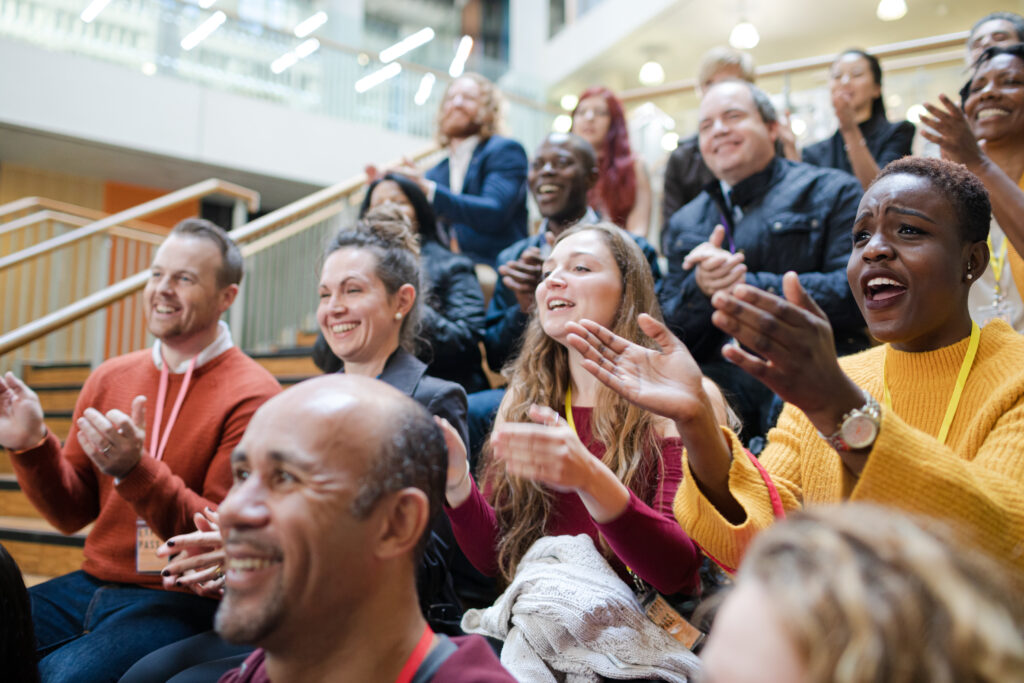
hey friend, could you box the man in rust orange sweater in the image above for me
[0,218,280,682]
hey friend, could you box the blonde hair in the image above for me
[436,73,504,146]
[697,46,756,91]
[739,504,1024,683]
[482,223,664,582]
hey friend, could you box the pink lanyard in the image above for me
[148,356,197,462]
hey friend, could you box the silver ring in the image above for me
[101,444,112,455]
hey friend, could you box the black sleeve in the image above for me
[420,255,486,377]
[874,121,916,168]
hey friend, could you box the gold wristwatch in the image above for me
[819,392,881,452]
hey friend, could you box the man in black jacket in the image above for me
[660,80,866,440]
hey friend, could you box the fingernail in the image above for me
[166,540,176,547]
[161,569,170,577]
[175,579,182,586]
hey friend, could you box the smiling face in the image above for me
[529,136,595,224]
[848,173,979,351]
[214,383,379,649]
[968,19,1021,66]
[572,96,612,150]
[317,247,408,369]
[368,181,418,231]
[440,77,484,141]
[143,234,233,346]
[536,230,623,344]
[698,82,778,186]
[829,53,880,116]
[964,53,1024,148]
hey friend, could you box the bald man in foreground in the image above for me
[216,376,515,682]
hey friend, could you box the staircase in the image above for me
[0,337,319,587]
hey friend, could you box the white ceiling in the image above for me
[550,0,1024,107]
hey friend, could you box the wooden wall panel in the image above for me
[103,181,200,228]
[0,163,104,208]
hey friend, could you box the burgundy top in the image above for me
[218,635,515,682]
[446,406,701,595]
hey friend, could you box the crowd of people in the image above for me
[1,10,1024,683]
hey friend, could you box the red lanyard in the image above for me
[148,356,197,462]
[393,624,435,683]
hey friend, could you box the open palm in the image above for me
[0,372,45,451]
[565,315,709,424]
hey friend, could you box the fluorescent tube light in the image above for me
[80,0,112,23]
[414,72,436,105]
[448,35,473,77]
[181,10,226,51]
[355,62,402,93]
[294,11,327,38]
[380,27,435,63]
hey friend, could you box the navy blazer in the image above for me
[377,347,469,449]
[426,135,529,267]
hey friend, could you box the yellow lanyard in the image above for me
[564,385,577,434]
[988,235,1008,291]
[881,322,980,445]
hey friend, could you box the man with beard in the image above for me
[216,375,515,682]
[0,219,280,681]
[385,73,529,268]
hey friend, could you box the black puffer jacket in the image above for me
[660,157,868,362]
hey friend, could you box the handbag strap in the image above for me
[409,634,458,683]
[697,448,786,575]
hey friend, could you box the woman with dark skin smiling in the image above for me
[921,44,1024,331]
[567,157,1024,575]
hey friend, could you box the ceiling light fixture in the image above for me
[639,61,665,86]
[560,94,579,111]
[414,73,436,105]
[552,115,573,133]
[294,11,327,38]
[661,132,680,151]
[355,62,402,93]
[80,0,111,23]
[271,38,321,74]
[198,0,215,9]
[448,35,473,78]
[380,27,435,63]
[180,11,226,51]
[729,20,759,49]
[876,0,907,21]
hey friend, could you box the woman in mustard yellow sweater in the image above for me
[566,156,1024,574]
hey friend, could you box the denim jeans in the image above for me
[31,570,219,683]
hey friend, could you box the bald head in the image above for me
[542,132,596,169]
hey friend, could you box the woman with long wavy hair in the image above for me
[442,223,711,596]
[571,88,653,237]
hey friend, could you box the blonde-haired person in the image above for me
[702,504,1024,683]
[443,223,711,597]
[383,73,529,269]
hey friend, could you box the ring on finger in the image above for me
[101,444,112,455]
[213,565,225,579]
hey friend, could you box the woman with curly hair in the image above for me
[572,88,653,237]
[443,223,713,596]
[702,504,1024,682]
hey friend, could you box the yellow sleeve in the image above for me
[673,404,811,571]
[854,402,1024,571]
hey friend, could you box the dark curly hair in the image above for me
[359,173,445,246]
[872,157,991,244]
[960,43,1024,106]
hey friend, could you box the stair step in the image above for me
[0,450,11,474]
[23,363,91,387]
[295,330,318,347]
[0,475,41,518]
[250,350,318,377]
[35,386,81,413]
[0,515,87,578]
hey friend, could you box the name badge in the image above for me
[640,589,706,651]
[136,519,164,574]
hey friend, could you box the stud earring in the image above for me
[395,312,403,320]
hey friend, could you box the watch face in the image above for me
[842,414,879,450]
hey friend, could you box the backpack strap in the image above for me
[410,634,458,683]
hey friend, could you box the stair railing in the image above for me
[0,146,439,374]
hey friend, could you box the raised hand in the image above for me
[920,94,986,168]
[76,395,147,479]
[710,272,864,434]
[0,372,46,451]
[497,246,544,312]
[158,510,225,598]
[565,315,712,424]
[490,405,590,494]
[832,90,858,132]
[682,226,746,297]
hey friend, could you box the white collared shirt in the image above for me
[426,135,482,202]
[151,321,235,373]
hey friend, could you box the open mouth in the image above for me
[330,322,359,334]
[547,298,575,311]
[153,304,179,315]
[864,276,907,302]
[975,107,1010,121]
[536,184,562,197]
[224,544,284,588]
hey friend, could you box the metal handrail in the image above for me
[0,208,170,241]
[0,179,260,275]
[0,146,438,358]
[619,30,970,103]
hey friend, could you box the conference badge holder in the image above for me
[630,571,706,652]
[136,519,164,574]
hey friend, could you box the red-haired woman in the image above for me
[572,87,652,237]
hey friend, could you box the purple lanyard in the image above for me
[718,212,738,254]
